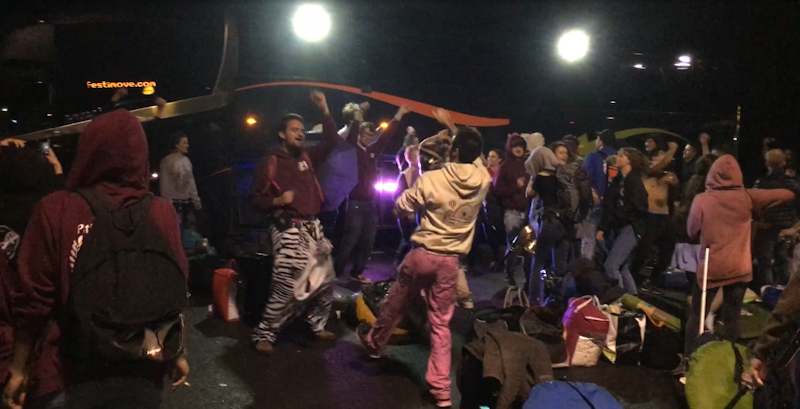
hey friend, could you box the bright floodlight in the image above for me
[679,55,691,63]
[557,30,590,62]
[292,4,331,42]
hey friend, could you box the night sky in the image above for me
[2,1,799,161]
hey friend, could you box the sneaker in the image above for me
[671,356,689,376]
[356,323,381,359]
[421,390,451,408]
[314,330,336,341]
[435,399,452,408]
[254,340,274,356]
[350,275,372,284]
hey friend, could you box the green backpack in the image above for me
[685,340,753,409]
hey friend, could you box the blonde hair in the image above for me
[765,149,786,169]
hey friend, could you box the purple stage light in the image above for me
[374,181,398,192]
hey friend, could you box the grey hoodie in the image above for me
[395,158,491,255]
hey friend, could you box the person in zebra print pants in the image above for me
[250,91,343,355]
[252,219,335,348]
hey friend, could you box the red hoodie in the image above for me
[13,109,189,398]
[251,113,342,218]
[493,134,529,212]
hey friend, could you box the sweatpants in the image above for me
[252,219,334,343]
[684,281,748,356]
[335,199,379,278]
[364,247,459,402]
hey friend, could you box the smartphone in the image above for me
[40,141,51,155]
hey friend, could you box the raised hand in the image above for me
[0,138,25,148]
[395,105,411,121]
[310,91,329,114]
[359,101,371,111]
[432,108,453,126]
[700,133,711,146]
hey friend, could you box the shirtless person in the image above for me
[630,139,679,286]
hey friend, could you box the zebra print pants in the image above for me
[252,219,334,343]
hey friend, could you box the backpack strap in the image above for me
[724,343,749,409]
[76,187,114,216]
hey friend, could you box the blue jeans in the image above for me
[335,199,379,278]
[581,207,603,260]
[603,225,639,295]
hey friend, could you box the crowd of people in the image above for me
[3,87,800,408]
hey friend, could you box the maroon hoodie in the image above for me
[252,113,341,218]
[346,118,402,202]
[493,134,529,212]
[13,109,189,398]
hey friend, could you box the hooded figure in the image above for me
[493,134,529,213]
[682,155,795,359]
[524,145,559,184]
[9,109,188,405]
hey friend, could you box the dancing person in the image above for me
[0,138,64,390]
[677,155,795,375]
[249,91,341,355]
[396,127,419,171]
[395,145,420,265]
[334,106,412,284]
[596,148,650,295]
[752,149,800,288]
[581,129,618,260]
[159,132,201,229]
[526,144,573,303]
[494,134,530,286]
[681,143,700,184]
[4,110,189,409]
[360,118,490,409]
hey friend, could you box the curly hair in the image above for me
[618,147,650,175]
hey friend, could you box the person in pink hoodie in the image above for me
[681,155,795,366]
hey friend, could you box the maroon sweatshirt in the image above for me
[493,134,529,212]
[13,109,189,398]
[346,118,402,202]
[252,113,342,218]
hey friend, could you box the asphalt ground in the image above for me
[161,252,687,409]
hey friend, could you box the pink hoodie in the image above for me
[688,155,795,289]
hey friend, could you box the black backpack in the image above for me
[65,188,187,364]
[555,162,592,224]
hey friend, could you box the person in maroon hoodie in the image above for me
[493,134,529,285]
[249,91,341,355]
[3,109,190,409]
[334,105,411,284]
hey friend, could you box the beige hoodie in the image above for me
[395,158,491,255]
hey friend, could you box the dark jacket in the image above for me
[13,110,189,398]
[582,146,617,199]
[493,135,529,212]
[754,262,800,362]
[464,329,554,409]
[753,169,800,230]
[598,170,649,237]
[251,113,341,219]
[347,118,402,202]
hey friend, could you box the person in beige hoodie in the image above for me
[360,112,490,408]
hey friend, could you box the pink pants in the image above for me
[365,247,458,401]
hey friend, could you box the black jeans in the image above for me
[684,281,748,356]
[334,199,379,278]
[629,213,676,284]
[527,216,571,304]
[753,227,791,288]
[172,200,196,230]
[28,376,162,409]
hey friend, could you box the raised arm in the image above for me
[395,174,426,216]
[747,188,796,212]
[308,90,340,167]
[650,141,679,175]
[432,108,458,136]
[369,106,411,155]
[699,133,710,156]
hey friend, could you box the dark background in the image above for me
[2,1,799,176]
